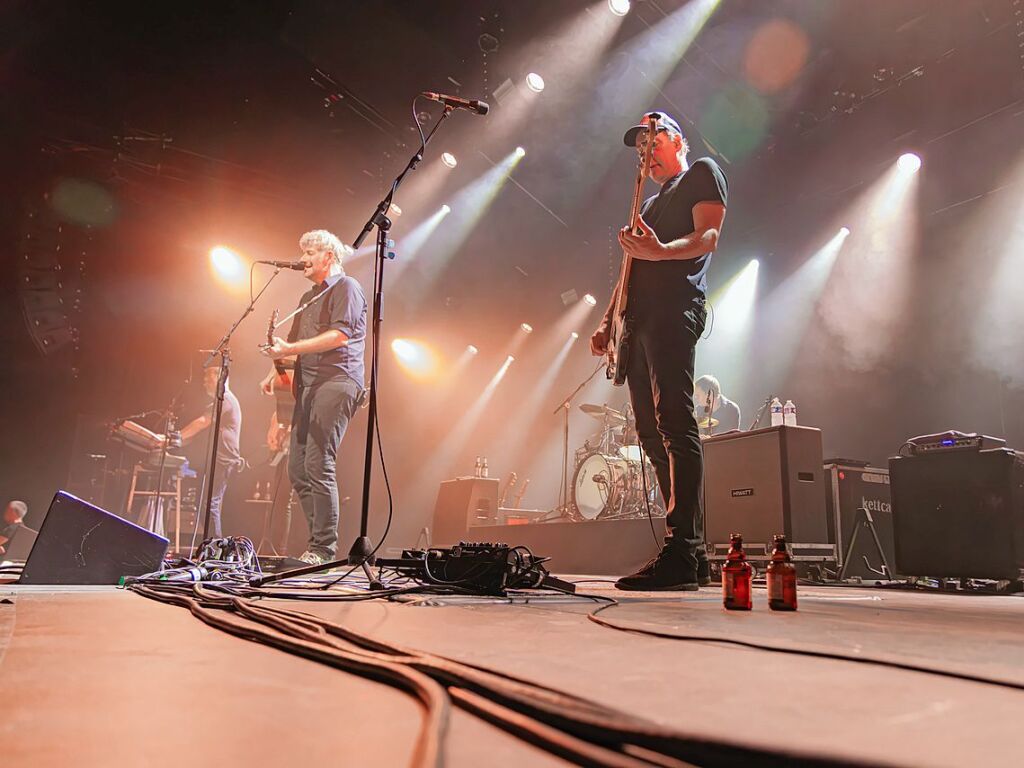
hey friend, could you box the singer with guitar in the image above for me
[260,229,367,567]
[590,111,728,591]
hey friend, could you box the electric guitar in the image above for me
[606,114,658,386]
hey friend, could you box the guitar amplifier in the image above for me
[823,462,895,578]
[431,477,500,547]
[890,448,1024,579]
[704,426,829,555]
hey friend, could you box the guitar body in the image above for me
[606,114,658,388]
[607,311,631,387]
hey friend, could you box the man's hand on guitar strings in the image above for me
[262,336,293,360]
[618,218,666,262]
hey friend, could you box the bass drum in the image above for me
[571,453,632,520]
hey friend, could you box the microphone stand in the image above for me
[551,362,606,518]
[253,103,458,587]
[747,394,773,432]
[195,267,284,553]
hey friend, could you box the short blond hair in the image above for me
[299,229,353,265]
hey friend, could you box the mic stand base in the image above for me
[251,536,391,589]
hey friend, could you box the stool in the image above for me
[126,464,182,552]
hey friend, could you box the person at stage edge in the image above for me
[261,229,366,567]
[694,374,741,433]
[0,500,28,557]
[591,111,728,591]
[170,363,245,538]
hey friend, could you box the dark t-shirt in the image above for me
[288,273,367,389]
[629,158,728,310]
[205,388,243,468]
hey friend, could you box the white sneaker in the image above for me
[298,551,324,566]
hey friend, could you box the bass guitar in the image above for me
[606,113,658,386]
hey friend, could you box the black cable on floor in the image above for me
[587,601,1024,692]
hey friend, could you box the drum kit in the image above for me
[570,402,663,521]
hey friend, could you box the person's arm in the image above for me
[177,413,212,445]
[619,202,726,262]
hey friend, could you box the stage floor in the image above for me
[1,579,1022,766]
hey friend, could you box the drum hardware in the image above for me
[697,416,720,430]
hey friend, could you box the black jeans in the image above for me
[288,377,361,559]
[625,302,706,570]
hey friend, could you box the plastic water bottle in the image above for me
[783,399,797,427]
[770,397,784,427]
[481,457,489,478]
[474,457,482,478]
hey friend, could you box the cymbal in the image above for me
[697,417,720,429]
[579,403,627,425]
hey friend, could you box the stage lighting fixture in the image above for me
[441,204,451,214]
[609,0,631,16]
[897,153,921,174]
[515,146,526,158]
[521,323,533,334]
[525,72,545,93]
[839,226,851,237]
[441,152,458,169]
[571,331,580,340]
[209,246,244,282]
[583,293,597,306]
[507,355,515,363]
[467,344,479,355]
[389,203,403,217]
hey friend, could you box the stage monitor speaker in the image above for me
[19,491,169,585]
[704,425,828,549]
[823,463,895,578]
[889,448,1024,580]
[432,478,500,547]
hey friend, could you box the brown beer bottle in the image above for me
[722,533,752,610]
[767,534,798,611]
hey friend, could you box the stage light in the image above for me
[515,146,526,158]
[389,203,402,217]
[525,72,545,93]
[441,152,458,169]
[521,323,533,334]
[467,344,479,355]
[583,293,598,306]
[441,204,451,214]
[506,355,515,364]
[839,226,851,237]
[609,0,631,16]
[391,338,438,379]
[898,153,922,174]
[571,331,580,340]
[209,246,246,288]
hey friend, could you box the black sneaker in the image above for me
[615,548,699,591]
[697,557,711,587]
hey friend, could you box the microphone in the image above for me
[256,260,306,270]
[422,91,489,115]
[704,390,712,416]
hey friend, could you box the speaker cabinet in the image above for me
[19,491,169,585]
[890,448,1024,579]
[704,425,828,548]
[823,463,895,578]
[431,478,500,546]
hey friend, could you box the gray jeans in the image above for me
[288,377,361,558]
